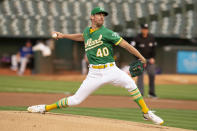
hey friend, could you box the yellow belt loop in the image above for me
[92,63,114,69]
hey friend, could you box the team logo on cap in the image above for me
[100,7,104,11]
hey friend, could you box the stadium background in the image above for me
[0,0,197,74]
[0,0,197,131]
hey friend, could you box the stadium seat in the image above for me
[0,0,196,39]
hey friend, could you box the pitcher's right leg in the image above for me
[45,76,102,111]
[28,69,103,113]
[67,77,102,106]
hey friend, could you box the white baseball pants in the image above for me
[67,64,137,106]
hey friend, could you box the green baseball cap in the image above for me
[91,7,108,16]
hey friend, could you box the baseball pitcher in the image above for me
[28,7,164,125]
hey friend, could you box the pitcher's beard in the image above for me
[96,22,103,28]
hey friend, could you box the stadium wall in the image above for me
[0,37,196,74]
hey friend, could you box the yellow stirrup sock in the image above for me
[129,88,149,114]
[45,98,68,111]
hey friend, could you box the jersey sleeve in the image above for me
[105,29,123,46]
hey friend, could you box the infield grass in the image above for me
[0,106,196,130]
[0,75,197,100]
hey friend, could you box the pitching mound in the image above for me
[0,111,189,131]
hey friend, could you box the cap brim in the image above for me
[95,11,108,16]
[102,12,108,16]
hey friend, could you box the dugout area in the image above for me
[0,37,196,74]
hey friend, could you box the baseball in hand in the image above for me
[52,33,57,38]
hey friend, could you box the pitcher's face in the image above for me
[91,13,105,27]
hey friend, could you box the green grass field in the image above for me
[0,75,197,100]
[0,75,197,130]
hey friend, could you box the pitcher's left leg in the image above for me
[111,67,149,113]
[111,67,163,125]
[129,88,149,113]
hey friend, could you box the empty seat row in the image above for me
[0,0,196,39]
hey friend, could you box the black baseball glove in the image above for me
[129,60,145,77]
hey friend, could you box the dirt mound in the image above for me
[0,111,190,131]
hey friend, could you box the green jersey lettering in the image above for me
[83,25,122,65]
